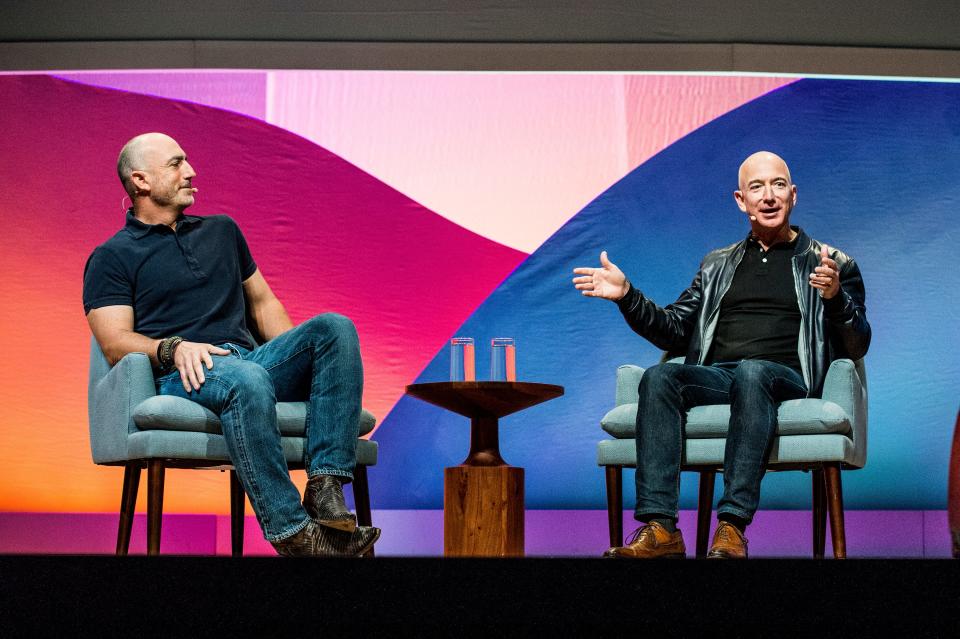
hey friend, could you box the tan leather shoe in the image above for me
[603,522,686,559]
[706,521,748,559]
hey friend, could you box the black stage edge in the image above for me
[2,556,959,635]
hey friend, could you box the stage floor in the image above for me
[1,555,958,634]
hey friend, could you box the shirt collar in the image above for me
[123,209,202,239]
[744,225,806,253]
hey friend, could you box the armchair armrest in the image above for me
[88,352,157,464]
[615,365,645,406]
[820,358,868,468]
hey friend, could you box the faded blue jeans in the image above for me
[156,313,363,541]
[634,359,807,525]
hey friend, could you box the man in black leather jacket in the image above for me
[573,151,870,558]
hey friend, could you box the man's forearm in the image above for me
[253,299,294,342]
[823,261,871,360]
[99,330,163,368]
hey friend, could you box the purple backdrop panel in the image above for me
[214,511,447,556]
[0,511,946,557]
[0,513,216,555]
[922,510,954,558]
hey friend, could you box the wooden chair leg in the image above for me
[353,465,373,527]
[696,471,716,558]
[116,462,142,556]
[812,469,827,558]
[147,460,165,556]
[229,470,245,557]
[353,465,376,559]
[352,465,375,558]
[605,466,623,547]
[824,463,846,559]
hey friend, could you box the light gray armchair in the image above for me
[87,337,379,556]
[597,357,867,558]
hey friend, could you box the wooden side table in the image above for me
[405,381,564,557]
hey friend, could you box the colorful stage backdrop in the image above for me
[0,71,957,517]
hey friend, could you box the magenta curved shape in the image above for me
[0,75,526,425]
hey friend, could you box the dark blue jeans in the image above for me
[156,313,363,541]
[634,359,807,525]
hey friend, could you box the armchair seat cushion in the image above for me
[601,398,852,439]
[126,429,379,467]
[133,396,377,437]
[596,433,858,467]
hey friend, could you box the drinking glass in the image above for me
[450,337,476,381]
[489,337,516,381]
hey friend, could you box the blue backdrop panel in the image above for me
[374,78,960,510]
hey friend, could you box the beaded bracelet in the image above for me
[157,336,184,371]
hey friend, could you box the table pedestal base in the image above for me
[444,465,524,557]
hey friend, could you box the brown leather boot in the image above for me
[706,521,748,559]
[603,522,686,559]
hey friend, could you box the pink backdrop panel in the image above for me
[267,72,793,251]
[55,71,268,120]
[0,74,523,513]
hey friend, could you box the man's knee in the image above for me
[226,360,274,399]
[639,363,681,398]
[729,361,779,402]
[304,313,358,341]
[732,360,773,387]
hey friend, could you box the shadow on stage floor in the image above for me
[1,555,958,635]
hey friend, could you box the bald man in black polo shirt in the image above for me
[84,132,380,556]
[572,152,871,558]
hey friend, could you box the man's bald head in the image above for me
[738,151,792,191]
[117,132,179,197]
[733,150,797,240]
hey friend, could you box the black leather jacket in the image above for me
[615,227,871,397]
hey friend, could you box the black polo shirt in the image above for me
[83,210,258,350]
[709,234,802,372]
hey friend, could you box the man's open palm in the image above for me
[572,251,629,300]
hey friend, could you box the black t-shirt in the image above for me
[83,210,258,350]
[709,235,802,372]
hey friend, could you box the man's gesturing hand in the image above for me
[809,245,841,300]
[173,341,231,392]
[572,251,630,301]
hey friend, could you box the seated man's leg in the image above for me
[607,362,733,558]
[157,356,309,542]
[157,353,378,556]
[709,359,807,558]
[635,362,734,524]
[245,313,363,531]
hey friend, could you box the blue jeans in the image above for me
[634,359,807,525]
[156,313,363,541]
